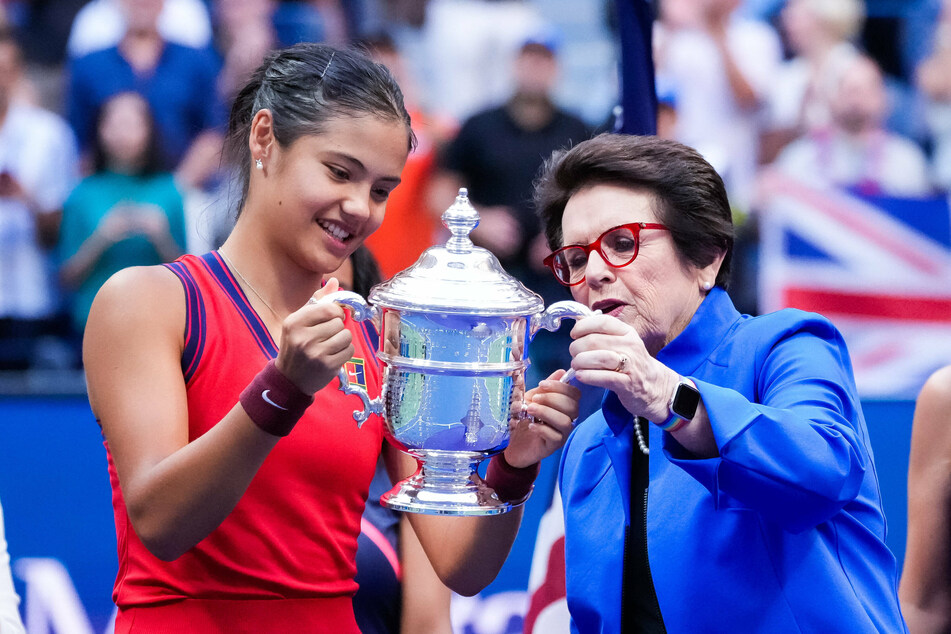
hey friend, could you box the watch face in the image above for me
[672,383,701,420]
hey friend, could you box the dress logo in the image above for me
[344,358,367,389]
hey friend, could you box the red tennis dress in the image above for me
[108,252,385,633]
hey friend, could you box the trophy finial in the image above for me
[442,187,479,253]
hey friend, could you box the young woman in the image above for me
[83,43,578,632]
[59,91,186,343]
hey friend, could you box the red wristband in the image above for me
[485,453,540,503]
[239,360,314,437]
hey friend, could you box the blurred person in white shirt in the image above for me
[0,27,79,369]
[774,53,932,198]
[654,0,782,212]
[762,0,865,163]
[67,0,212,58]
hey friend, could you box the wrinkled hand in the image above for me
[275,278,354,395]
[569,314,679,424]
[504,369,580,468]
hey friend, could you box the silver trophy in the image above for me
[325,189,591,515]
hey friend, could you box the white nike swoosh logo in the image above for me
[261,390,288,411]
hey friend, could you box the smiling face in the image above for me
[250,113,409,275]
[561,184,713,355]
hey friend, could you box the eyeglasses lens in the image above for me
[552,226,639,285]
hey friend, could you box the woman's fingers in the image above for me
[570,313,631,339]
[524,417,569,445]
[527,382,579,422]
[276,286,360,394]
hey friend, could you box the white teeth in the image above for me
[318,220,351,241]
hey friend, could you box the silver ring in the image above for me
[615,354,628,373]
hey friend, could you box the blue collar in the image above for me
[656,287,741,376]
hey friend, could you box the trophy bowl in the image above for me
[324,189,591,516]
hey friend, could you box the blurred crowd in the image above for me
[0,0,949,376]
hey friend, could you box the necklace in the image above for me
[218,249,281,321]
[633,416,649,455]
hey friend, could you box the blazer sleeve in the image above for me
[664,316,871,533]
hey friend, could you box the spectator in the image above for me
[213,0,277,103]
[774,54,933,198]
[67,0,226,190]
[67,0,212,58]
[434,32,590,285]
[360,32,451,279]
[762,0,865,163]
[0,498,25,634]
[654,0,782,211]
[59,91,186,350]
[433,31,590,383]
[0,26,79,370]
[421,0,550,122]
[900,364,951,634]
[916,0,951,191]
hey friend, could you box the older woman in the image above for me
[536,134,906,632]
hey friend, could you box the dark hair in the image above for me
[534,134,734,288]
[92,92,166,176]
[349,245,384,297]
[224,42,415,214]
[0,26,22,63]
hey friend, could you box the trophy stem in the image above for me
[380,450,514,516]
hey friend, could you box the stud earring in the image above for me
[255,158,263,170]
[702,281,713,291]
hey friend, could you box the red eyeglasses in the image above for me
[543,222,670,286]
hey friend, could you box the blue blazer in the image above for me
[560,288,907,633]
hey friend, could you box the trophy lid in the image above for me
[368,189,544,315]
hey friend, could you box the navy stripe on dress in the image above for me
[163,260,207,384]
[201,252,279,359]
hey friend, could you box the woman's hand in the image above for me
[503,369,581,468]
[275,278,355,395]
[133,204,172,239]
[569,314,679,423]
[96,205,139,244]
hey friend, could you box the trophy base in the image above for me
[380,450,519,516]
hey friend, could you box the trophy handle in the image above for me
[530,300,594,338]
[309,290,384,427]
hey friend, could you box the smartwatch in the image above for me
[670,378,700,421]
[658,378,700,431]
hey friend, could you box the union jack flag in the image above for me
[757,172,951,399]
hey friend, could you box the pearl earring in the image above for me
[254,158,263,170]
[702,281,713,291]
